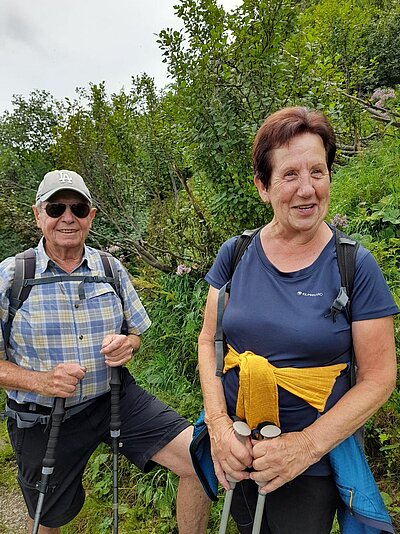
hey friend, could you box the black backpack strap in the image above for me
[230,227,262,280]
[215,227,262,377]
[335,231,359,321]
[325,230,359,324]
[334,230,363,444]
[4,248,36,348]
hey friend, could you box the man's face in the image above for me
[32,190,96,255]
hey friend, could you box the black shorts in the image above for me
[7,369,190,528]
[230,476,340,534]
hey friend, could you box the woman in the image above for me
[198,107,398,533]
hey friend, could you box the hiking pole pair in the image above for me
[32,397,66,534]
[219,421,252,534]
[251,424,282,534]
[109,366,122,534]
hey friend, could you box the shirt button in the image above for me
[75,304,79,309]
[79,335,84,340]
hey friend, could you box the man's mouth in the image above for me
[296,204,315,211]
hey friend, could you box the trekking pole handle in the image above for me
[251,424,281,534]
[218,421,251,534]
[109,367,121,433]
[225,421,251,485]
[42,397,66,469]
[254,424,281,490]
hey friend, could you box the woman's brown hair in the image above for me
[252,107,336,188]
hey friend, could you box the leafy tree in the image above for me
[0,90,62,254]
[364,3,400,89]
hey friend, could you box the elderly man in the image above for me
[0,170,209,533]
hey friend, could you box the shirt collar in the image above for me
[36,238,93,273]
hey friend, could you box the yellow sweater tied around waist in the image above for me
[223,345,347,430]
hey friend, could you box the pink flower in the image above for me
[176,264,192,276]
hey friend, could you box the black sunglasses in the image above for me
[44,202,91,219]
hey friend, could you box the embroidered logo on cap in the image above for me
[58,171,73,184]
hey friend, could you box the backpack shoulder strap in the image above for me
[99,250,128,335]
[215,227,262,377]
[335,229,364,444]
[98,251,121,296]
[4,248,36,349]
[325,230,359,324]
[335,230,359,321]
[229,227,262,279]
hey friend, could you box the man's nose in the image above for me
[61,206,76,221]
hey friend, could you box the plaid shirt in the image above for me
[0,239,151,407]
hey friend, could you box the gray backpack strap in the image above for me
[99,251,127,334]
[4,248,36,348]
[215,282,230,377]
[99,251,121,297]
[214,228,261,378]
[4,249,123,349]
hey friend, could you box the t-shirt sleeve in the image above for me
[205,236,238,289]
[350,247,399,321]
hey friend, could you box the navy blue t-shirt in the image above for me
[205,227,398,475]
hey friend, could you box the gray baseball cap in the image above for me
[36,170,92,203]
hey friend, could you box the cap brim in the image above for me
[38,186,92,203]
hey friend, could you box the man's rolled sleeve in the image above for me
[118,264,151,335]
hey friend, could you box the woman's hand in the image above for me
[101,334,133,366]
[208,416,253,490]
[250,431,319,493]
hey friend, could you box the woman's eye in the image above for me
[311,168,323,176]
[284,171,296,180]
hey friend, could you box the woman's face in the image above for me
[255,133,330,237]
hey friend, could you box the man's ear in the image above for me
[32,205,42,229]
[89,207,97,225]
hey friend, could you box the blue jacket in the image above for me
[328,434,394,533]
[190,412,394,533]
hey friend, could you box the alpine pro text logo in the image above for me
[297,291,323,297]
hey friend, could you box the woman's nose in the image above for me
[297,175,315,196]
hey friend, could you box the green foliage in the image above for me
[158,0,302,232]
[363,1,400,89]
[132,273,207,418]
[0,1,399,532]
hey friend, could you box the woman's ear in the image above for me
[254,175,269,203]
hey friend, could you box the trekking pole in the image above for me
[219,421,251,534]
[32,397,66,534]
[251,424,282,534]
[110,366,122,534]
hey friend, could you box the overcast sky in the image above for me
[0,0,242,113]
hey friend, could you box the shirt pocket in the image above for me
[82,285,124,334]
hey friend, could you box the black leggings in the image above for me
[230,475,340,534]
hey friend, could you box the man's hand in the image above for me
[101,334,133,366]
[41,363,86,397]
